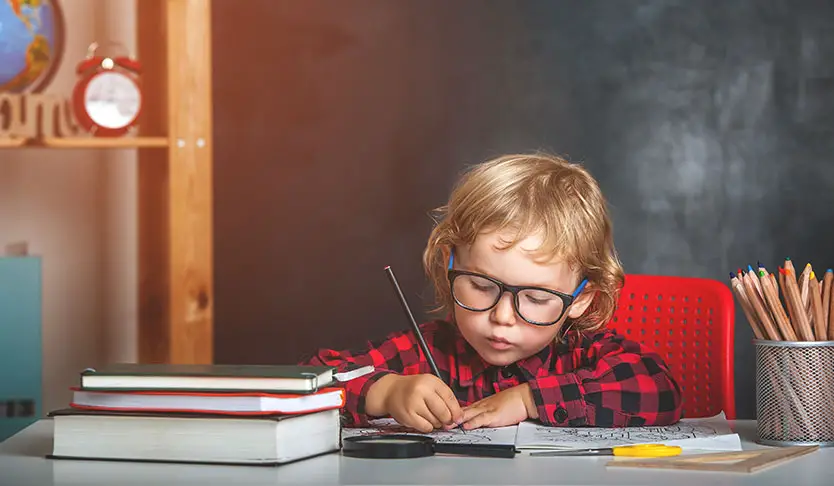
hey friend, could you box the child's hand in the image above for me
[457,383,537,430]
[367,374,463,433]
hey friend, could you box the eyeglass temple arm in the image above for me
[572,278,588,298]
[448,249,588,298]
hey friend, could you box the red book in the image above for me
[69,386,345,416]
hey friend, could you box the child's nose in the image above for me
[491,292,516,326]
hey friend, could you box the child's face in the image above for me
[452,230,594,367]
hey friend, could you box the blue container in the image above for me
[0,256,42,443]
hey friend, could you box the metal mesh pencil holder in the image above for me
[755,339,834,447]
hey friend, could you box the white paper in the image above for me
[341,418,518,446]
[515,412,741,451]
[341,413,742,452]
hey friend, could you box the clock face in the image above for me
[83,71,141,129]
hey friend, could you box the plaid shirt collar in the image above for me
[452,324,557,386]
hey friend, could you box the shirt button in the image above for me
[554,407,568,423]
[501,367,514,379]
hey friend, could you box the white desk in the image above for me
[0,419,830,486]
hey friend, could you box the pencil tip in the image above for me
[757,261,763,268]
[786,256,791,261]
[810,271,816,280]
[747,264,754,272]
[828,269,833,273]
[729,272,735,278]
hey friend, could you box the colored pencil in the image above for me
[759,269,797,341]
[809,272,827,341]
[777,266,798,337]
[823,269,833,338]
[785,259,814,341]
[729,272,765,340]
[799,263,813,337]
[729,258,831,342]
[741,269,782,341]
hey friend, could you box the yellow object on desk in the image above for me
[530,444,683,457]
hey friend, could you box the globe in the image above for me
[0,0,64,93]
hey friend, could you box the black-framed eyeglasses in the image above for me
[446,251,588,326]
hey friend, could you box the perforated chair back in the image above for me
[606,274,736,419]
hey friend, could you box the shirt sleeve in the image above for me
[299,329,424,426]
[527,331,683,427]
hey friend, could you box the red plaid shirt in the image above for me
[301,320,682,427]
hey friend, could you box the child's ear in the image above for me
[566,283,595,319]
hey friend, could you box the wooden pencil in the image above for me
[777,266,796,337]
[769,271,786,327]
[730,272,766,340]
[747,265,766,306]
[799,263,813,337]
[809,272,826,341]
[755,265,788,338]
[784,259,814,341]
[823,269,832,339]
[742,270,782,341]
[783,263,820,433]
[781,263,802,340]
[829,269,834,340]
[759,269,797,341]
[778,267,787,300]
[729,260,834,343]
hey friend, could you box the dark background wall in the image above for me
[210,0,834,420]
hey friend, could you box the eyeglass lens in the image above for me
[451,274,565,324]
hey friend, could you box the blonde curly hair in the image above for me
[422,153,624,332]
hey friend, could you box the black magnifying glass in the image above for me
[342,435,517,459]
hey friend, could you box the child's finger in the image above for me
[434,385,464,424]
[424,392,453,425]
[413,401,443,430]
[462,410,492,430]
[440,388,464,424]
[406,413,436,433]
[459,405,483,424]
[463,397,485,409]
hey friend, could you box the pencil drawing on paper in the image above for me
[535,423,718,442]
[515,420,729,449]
[341,418,517,445]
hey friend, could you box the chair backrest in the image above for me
[606,274,736,419]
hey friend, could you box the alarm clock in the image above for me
[72,43,143,137]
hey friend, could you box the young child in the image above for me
[301,153,682,432]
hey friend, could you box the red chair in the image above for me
[606,274,736,419]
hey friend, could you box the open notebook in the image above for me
[341,412,742,452]
[514,412,742,451]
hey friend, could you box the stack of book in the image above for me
[47,363,371,466]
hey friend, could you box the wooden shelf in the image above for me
[7,0,213,366]
[0,137,168,149]
[44,137,169,148]
[0,138,26,148]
